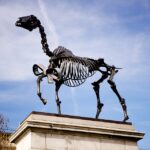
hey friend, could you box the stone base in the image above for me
[10,111,144,150]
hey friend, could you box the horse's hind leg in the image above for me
[92,71,108,119]
[37,74,47,105]
[107,67,129,122]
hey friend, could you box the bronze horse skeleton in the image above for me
[16,15,129,122]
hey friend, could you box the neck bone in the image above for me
[38,23,53,57]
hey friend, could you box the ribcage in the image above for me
[52,56,99,87]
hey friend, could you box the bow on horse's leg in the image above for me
[107,66,129,122]
[37,74,47,105]
[92,70,108,119]
[55,81,63,114]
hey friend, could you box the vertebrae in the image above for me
[49,46,100,87]
[38,23,53,57]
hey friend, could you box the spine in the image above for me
[38,23,53,57]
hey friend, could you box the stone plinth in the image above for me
[10,111,144,150]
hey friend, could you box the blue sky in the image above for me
[0,0,150,149]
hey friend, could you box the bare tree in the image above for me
[0,114,8,144]
[0,114,8,132]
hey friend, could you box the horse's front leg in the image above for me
[55,81,63,114]
[37,74,47,105]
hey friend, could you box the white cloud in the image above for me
[0,3,50,81]
[38,0,59,49]
[0,0,149,82]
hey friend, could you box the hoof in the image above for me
[95,103,104,119]
[123,115,129,122]
[42,99,47,105]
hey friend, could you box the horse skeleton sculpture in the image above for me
[16,15,129,122]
